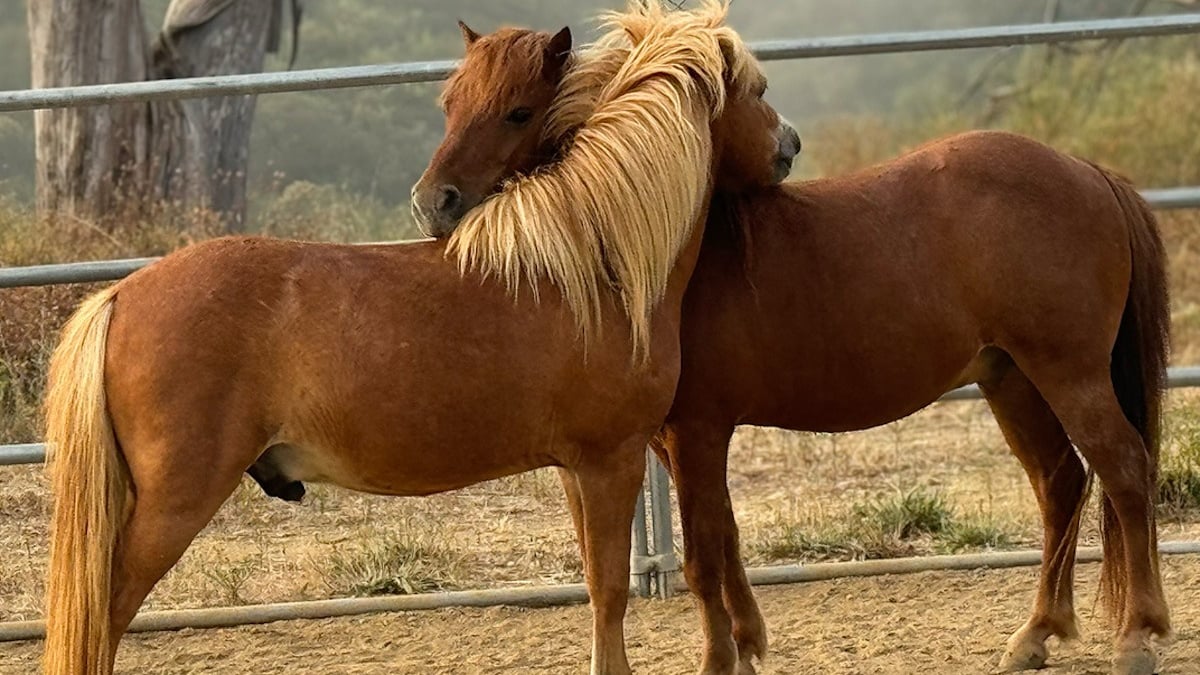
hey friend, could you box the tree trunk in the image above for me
[27,0,280,230]
[149,1,277,230]
[27,0,149,220]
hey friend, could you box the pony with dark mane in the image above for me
[40,4,796,674]
[412,13,1173,675]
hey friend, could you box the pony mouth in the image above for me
[773,157,794,183]
[410,202,437,238]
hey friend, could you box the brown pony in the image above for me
[39,4,795,675]
[413,19,1173,675]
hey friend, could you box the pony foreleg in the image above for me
[575,439,647,675]
[557,466,589,578]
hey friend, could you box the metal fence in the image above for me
[3,13,1200,605]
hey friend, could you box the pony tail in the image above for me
[43,286,129,675]
[1093,163,1170,631]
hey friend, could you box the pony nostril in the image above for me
[435,185,462,214]
[781,127,801,160]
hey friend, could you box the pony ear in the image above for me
[543,27,572,78]
[458,20,481,46]
[718,36,740,87]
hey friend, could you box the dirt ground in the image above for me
[3,555,1199,674]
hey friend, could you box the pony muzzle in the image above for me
[411,180,473,238]
[774,119,801,182]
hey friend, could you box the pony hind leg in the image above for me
[980,363,1089,671]
[1017,359,1170,675]
[107,436,250,660]
[574,438,649,675]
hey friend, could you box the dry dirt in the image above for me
[3,556,1200,674]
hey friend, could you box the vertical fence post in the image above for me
[629,449,678,598]
[630,482,652,597]
[647,450,678,598]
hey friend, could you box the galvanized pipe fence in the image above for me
[2,14,1200,112]
[2,14,1200,609]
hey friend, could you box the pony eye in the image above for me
[506,107,534,125]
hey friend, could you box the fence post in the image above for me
[629,449,678,598]
[647,450,678,598]
[630,483,652,597]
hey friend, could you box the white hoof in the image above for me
[999,632,1049,672]
[1111,643,1156,675]
[735,654,758,675]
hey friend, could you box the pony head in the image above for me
[411,24,573,237]
[425,1,796,358]
[413,2,799,239]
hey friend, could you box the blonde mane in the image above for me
[545,1,761,146]
[447,0,757,359]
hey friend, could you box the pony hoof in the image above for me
[697,654,736,675]
[1111,644,1156,675]
[999,636,1048,672]
[734,639,763,675]
[735,631,768,662]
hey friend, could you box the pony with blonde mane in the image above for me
[415,5,1172,675]
[41,3,796,674]
[448,11,718,356]
[442,1,763,358]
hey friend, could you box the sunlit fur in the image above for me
[447,1,760,359]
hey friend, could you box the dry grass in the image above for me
[1160,406,1200,518]
[317,524,465,597]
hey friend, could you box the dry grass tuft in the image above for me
[200,549,264,606]
[749,485,1025,563]
[1160,404,1200,517]
[853,487,953,540]
[317,524,465,597]
[938,517,1017,554]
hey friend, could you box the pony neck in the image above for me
[663,173,717,301]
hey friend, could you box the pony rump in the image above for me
[448,0,746,360]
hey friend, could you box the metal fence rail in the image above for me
[7,367,1200,466]
[1,15,1199,112]
[1,186,1198,290]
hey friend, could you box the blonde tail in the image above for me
[42,286,128,675]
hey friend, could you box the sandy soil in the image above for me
[3,555,1199,674]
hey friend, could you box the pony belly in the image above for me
[259,435,557,498]
[742,345,1005,433]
